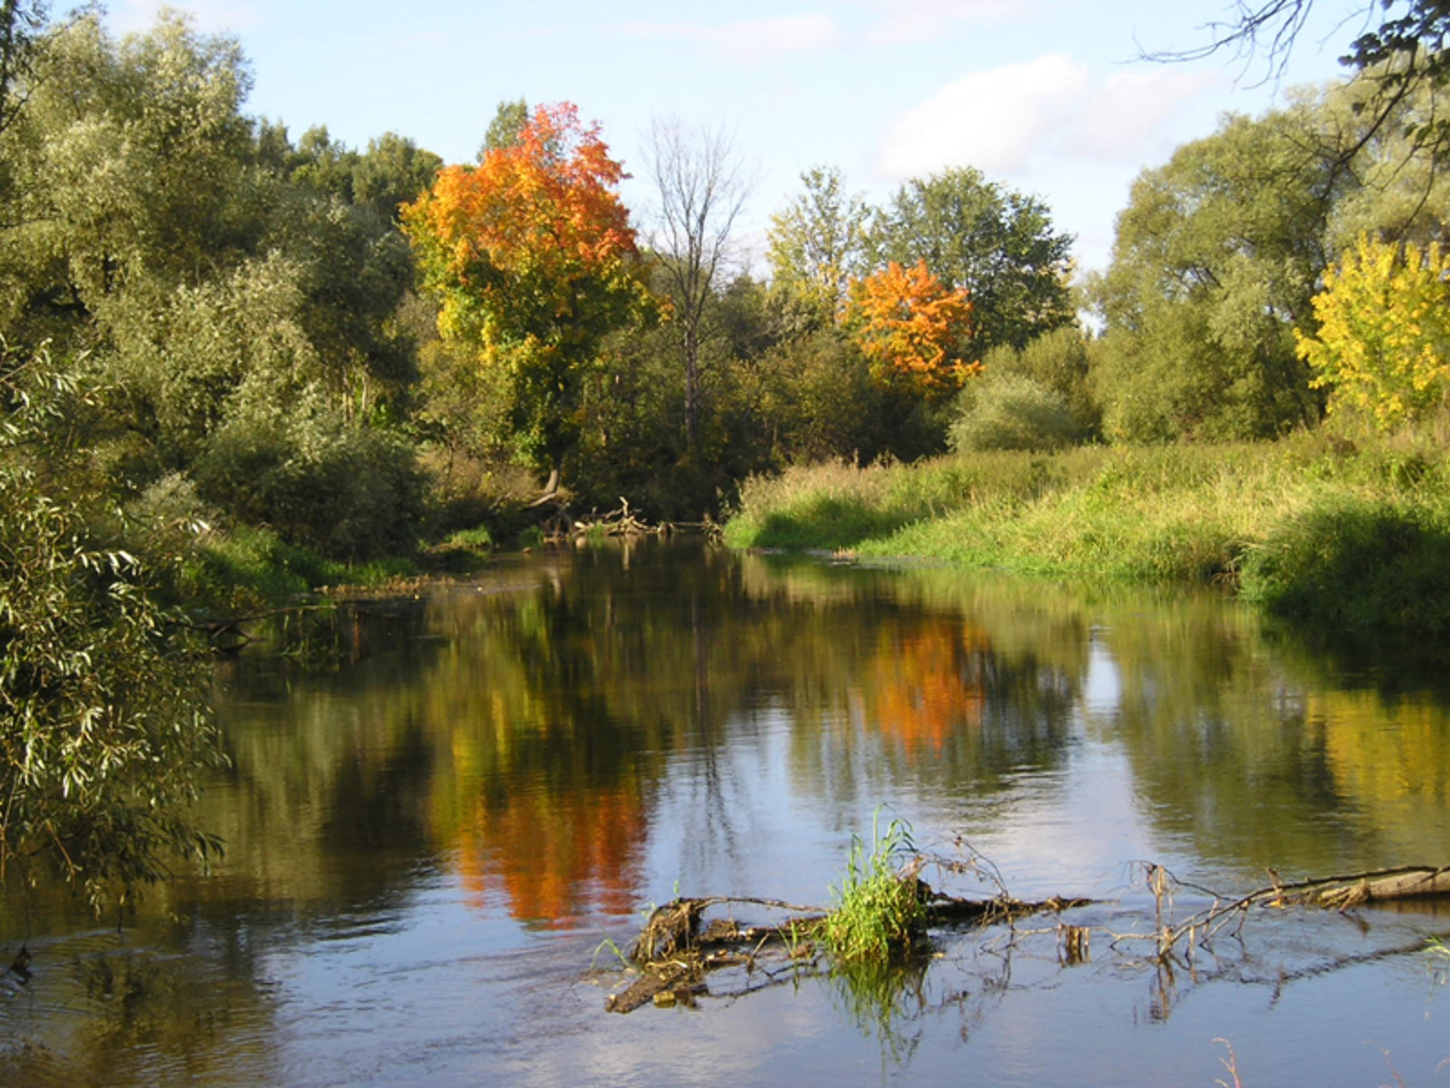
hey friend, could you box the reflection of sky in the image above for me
[1082,631,1122,717]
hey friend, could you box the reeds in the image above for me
[821,812,926,965]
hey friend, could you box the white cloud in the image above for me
[615,15,842,63]
[1069,68,1216,161]
[877,54,1216,179]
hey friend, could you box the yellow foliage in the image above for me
[1295,234,1450,430]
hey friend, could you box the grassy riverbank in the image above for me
[723,433,1450,640]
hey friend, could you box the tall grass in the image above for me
[724,433,1450,639]
[822,813,926,965]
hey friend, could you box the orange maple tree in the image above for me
[402,102,648,478]
[844,260,977,398]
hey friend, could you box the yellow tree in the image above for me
[402,102,648,488]
[1295,233,1450,430]
[844,260,977,399]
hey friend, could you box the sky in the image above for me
[106,0,1369,276]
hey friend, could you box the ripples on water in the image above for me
[3,540,1450,1086]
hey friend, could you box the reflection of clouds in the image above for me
[1082,635,1121,718]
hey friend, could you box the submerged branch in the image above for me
[600,858,1450,1015]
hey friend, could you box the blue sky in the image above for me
[109,1,1365,274]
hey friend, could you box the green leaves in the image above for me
[1,346,225,912]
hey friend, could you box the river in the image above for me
[3,539,1449,1086]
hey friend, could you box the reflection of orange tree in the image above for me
[451,779,648,928]
[862,620,991,753]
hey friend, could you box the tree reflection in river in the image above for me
[5,539,1450,1088]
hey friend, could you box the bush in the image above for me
[950,372,1078,452]
[1,350,224,911]
[194,395,421,561]
[1241,496,1450,637]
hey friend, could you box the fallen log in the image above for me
[1275,866,1450,910]
[604,887,1091,1013]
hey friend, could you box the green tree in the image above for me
[0,12,424,557]
[1091,101,1339,441]
[0,347,224,911]
[766,165,870,318]
[479,97,529,158]
[0,0,45,139]
[354,132,442,223]
[867,167,1074,356]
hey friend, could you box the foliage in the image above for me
[0,12,426,559]
[1240,493,1450,637]
[1295,233,1450,431]
[1090,101,1336,442]
[950,372,1078,452]
[984,326,1100,436]
[766,164,870,318]
[193,393,420,561]
[845,260,976,399]
[0,0,47,141]
[0,348,224,911]
[868,167,1075,355]
[822,813,925,965]
[403,101,648,479]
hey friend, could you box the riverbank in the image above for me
[722,433,1450,640]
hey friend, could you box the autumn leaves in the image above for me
[402,101,980,481]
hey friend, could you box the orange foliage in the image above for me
[402,101,640,345]
[864,620,990,753]
[845,260,977,398]
[452,783,646,928]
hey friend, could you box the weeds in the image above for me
[822,811,926,966]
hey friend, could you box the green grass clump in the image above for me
[822,814,926,966]
[1240,494,1450,637]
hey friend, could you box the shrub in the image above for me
[1241,496,1450,637]
[194,395,421,561]
[950,372,1078,452]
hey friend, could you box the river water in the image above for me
[4,539,1450,1086]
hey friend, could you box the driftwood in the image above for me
[1279,865,1450,909]
[601,860,1450,1014]
[604,886,1091,1014]
[1111,863,1450,964]
[536,497,722,544]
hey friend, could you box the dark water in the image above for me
[4,540,1450,1086]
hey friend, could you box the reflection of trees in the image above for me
[1091,599,1450,873]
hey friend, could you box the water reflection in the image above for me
[3,540,1450,1087]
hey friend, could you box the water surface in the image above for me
[4,540,1449,1086]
